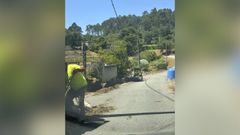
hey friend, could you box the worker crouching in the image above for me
[65,64,88,122]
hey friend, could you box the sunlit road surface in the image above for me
[66,71,175,135]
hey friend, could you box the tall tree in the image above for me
[89,8,175,47]
[120,27,141,56]
[65,23,83,49]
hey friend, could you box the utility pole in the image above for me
[137,38,140,67]
[165,44,168,67]
[82,41,87,77]
[137,26,142,68]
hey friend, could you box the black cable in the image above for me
[144,78,175,102]
[92,111,175,118]
[110,0,121,27]
[110,0,119,18]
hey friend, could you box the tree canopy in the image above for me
[85,8,174,45]
[73,8,175,55]
[65,8,175,76]
[65,23,83,49]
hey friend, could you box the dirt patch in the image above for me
[167,80,175,94]
[92,85,119,96]
[86,104,115,115]
[154,49,161,56]
[143,70,166,76]
[167,55,175,68]
[85,84,120,96]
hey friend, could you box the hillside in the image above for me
[65,8,175,77]
[66,8,175,53]
[65,50,99,63]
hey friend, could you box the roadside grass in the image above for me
[166,55,175,68]
[65,50,99,63]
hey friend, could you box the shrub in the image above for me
[98,39,129,78]
[140,50,158,62]
[87,61,103,79]
[129,57,138,67]
[140,59,149,71]
[149,57,167,70]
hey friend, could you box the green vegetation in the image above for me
[66,8,175,52]
[129,57,138,68]
[97,37,129,78]
[65,23,83,49]
[140,59,149,71]
[140,50,158,62]
[65,50,99,63]
[149,57,167,70]
[65,8,175,77]
[87,62,103,80]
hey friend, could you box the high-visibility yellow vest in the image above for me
[67,64,87,91]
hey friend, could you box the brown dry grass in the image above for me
[167,55,175,68]
[65,50,99,63]
[154,49,161,56]
[167,80,175,94]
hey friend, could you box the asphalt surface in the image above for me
[66,71,175,135]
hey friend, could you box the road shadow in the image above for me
[66,112,174,135]
[91,111,175,118]
[66,115,109,135]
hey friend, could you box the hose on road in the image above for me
[144,78,175,102]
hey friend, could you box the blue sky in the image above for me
[65,0,175,31]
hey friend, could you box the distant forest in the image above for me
[65,8,175,56]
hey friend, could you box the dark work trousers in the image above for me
[65,86,86,121]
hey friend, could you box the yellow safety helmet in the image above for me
[67,64,85,79]
[67,64,87,90]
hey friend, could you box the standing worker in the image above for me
[65,64,88,122]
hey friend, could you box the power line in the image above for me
[110,0,119,19]
[110,0,120,26]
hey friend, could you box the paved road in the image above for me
[66,71,175,135]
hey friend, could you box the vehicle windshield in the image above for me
[65,0,175,134]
